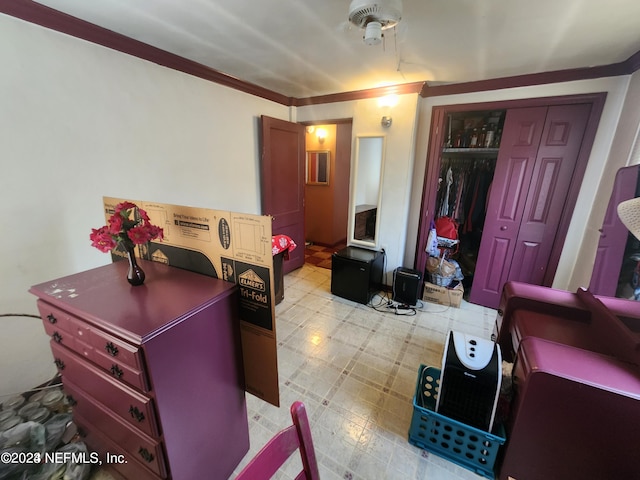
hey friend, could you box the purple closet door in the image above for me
[589,165,640,296]
[470,107,547,308]
[471,104,592,308]
[507,104,590,286]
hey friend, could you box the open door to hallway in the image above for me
[260,115,306,273]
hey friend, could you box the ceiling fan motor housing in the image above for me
[348,0,403,30]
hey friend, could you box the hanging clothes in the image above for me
[438,167,454,217]
[434,158,495,234]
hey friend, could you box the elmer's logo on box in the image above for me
[239,269,266,292]
[236,262,273,331]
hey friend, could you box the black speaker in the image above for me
[392,267,422,306]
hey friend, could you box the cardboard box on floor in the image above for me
[423,281,464,308]
[103,197,280,407]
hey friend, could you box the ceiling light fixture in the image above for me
[364,21,383,46]
[316,128,327,143]
[379,94,398,128]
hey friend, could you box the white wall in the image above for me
[0,15,290,397]
[405,77,633,292]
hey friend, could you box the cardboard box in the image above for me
[102,197,280,407]
[422,281,464,308]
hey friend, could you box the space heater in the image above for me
[435,330,502,432]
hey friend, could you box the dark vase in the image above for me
[125,244,145,286]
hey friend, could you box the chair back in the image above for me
[236,401,320,480]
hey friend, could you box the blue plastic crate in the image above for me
[408,365,506,479]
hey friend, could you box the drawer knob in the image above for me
[66,395,77,407]
[138,447,154,463]
[110,364,124,379]
[105,342,119,357]
[52,332,63,344]
[129,406,145,423]
[47,313,57,324]
[54,358,65,370]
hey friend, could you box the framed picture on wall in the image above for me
[306,151,330,185]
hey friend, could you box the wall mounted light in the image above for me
[378,94,398,128]
[316,128,327,144]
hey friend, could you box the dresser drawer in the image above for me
[90,348,149,392]
[74,411,164,480]
[64,379,167,478]
[89,327,145,372]
[39,300,91,347]
[51,342,159,438]
[46,330,148,392]
[39,300,149,391]
[39,298,145,372]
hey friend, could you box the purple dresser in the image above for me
[494,281,640,480]
[30,260,249,480]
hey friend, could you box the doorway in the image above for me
[302,120,353,268]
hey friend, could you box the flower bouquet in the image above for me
[90,201,164,285]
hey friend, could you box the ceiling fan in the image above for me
[348,0,403,46]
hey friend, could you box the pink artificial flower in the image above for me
[90,227,116,253]
[147,224,164,241]
[108,213,123,235]
[127,225,153,245]
[138,208,150,223]
[114,201,136,214]
[91,201,163,252]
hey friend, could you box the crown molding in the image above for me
[293,82,425,106]
[0,0,293,106]
[627,50,640,74]
[420,60,633,98]
[3,1,639,107]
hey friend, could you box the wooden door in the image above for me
[590,165,640,295]
[470,104,591,308]
[507,104,590,285]
[260,116,305,273]
[469,107,547,307]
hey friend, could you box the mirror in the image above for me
[306,151,330,185]
[590,164,640,298]
[349,135,385,248]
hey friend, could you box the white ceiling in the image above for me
[33,0,640,98]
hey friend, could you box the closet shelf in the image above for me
[442,148,499,157]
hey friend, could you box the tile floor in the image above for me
[232,263,497,480]
[304,243,346,270]
[90,262,496,480]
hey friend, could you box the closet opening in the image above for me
[431,109,506,298]
[416,93,605,309]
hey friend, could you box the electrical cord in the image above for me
[367,250,415,315]
[365,249,455,315]
[0,313,41,319]
[369,292,418,316]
